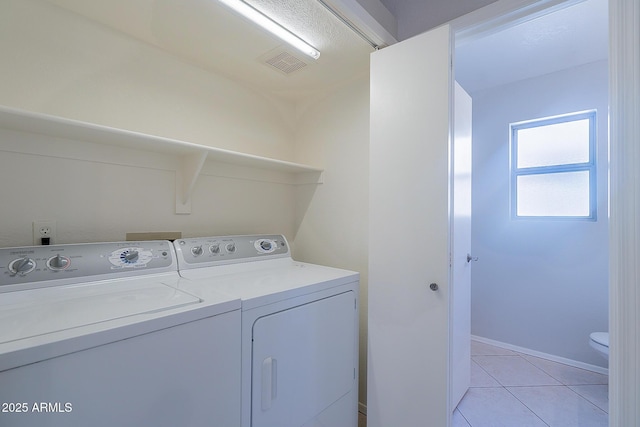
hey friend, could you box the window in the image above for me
[511,111,596,219]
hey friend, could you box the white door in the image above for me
[251,292,356,427]
[451,82,473,409]
[368,24,454,427]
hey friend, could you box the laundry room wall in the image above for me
[0,0,301,247]
[470,59,609,367]
[293,73,370,407]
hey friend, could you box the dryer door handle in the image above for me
[261,357,278,410]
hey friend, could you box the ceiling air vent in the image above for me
[260,49,308,75]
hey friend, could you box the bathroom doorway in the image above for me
[454,0,609,424]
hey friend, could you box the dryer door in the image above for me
[251,291,356,427]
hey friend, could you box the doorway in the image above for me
[453,0,609,424]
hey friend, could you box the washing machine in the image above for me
[0,240,241,427]
[173,235,359,427]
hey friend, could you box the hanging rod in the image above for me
[315,0,380,50]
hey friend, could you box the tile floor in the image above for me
[359,340,608,427]
[454,340,608,427]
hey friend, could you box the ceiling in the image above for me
[379,0,496,40]
[455,0,608,93]
[42,0,374,102]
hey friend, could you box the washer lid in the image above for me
[590,332,609,347]
[0,279,201,345]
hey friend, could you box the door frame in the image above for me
[445,0,639,424]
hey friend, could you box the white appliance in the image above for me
[173,235,359,427]
[0,240,241,427]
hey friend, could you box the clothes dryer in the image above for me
[173,235,359,427]
[0,240,241,427]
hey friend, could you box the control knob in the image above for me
[255,238,276,254]
[191,246,204,256]
[225,243,236,253]
[124,250,139,263]
[47,254,70,270]
[8,256,36,276]
[110,247,153,267]
[260,240,273,251]
[209,244,220,254]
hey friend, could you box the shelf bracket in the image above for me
[175,150,208,214]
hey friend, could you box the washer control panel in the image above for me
[0,240,175,289]
[174,234,289,267]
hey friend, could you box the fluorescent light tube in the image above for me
[218,0,320,60]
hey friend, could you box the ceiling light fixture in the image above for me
[218,0,320,60]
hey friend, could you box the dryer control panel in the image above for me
[0,241,176,291]
[174,234,289,268]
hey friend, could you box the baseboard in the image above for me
[358,402,367,415]
[471,335,609,375]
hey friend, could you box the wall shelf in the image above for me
[0,106,323,214]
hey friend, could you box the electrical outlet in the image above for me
[33,220,57,245]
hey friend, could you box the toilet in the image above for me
[589,332,609,360]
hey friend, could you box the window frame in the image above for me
[510,110,597,220]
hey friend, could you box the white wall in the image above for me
[0,0,299,247]
[470,60,609,367]
[293,74,370,406]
